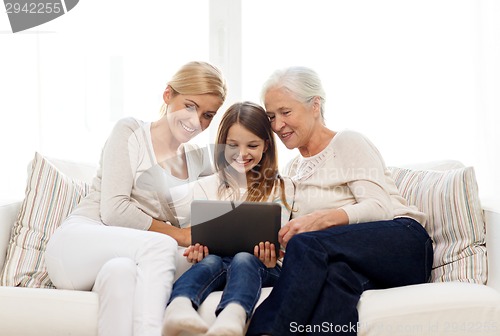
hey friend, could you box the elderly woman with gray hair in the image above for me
[246,66,433,335]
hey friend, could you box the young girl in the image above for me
[163,101,294,336]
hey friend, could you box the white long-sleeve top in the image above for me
[71,117,212,230]
[190,174,295,228]
[286,130,426,225]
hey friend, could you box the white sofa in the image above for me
[0,156,499,336]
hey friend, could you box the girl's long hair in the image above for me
[214,101,290,209]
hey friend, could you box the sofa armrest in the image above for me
[485,202,500,292]
[0,200,22,268]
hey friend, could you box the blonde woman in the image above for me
[45,61,227,336]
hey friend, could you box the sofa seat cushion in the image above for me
[0,286,98,336]
[191,283,500,336]
[358,282,500,336]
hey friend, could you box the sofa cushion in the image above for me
[390,166,487,283]
[0,285,98,336]
[0,152,90,288]
[358,282,500,336]
[195,283,500,336]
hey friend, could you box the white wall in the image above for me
[1,0,498,203]
[240,0,500,202]
[0,0,210,200]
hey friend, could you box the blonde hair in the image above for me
[160,61,227,116]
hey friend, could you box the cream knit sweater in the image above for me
[71,117,212,230]
[286,130,426,225]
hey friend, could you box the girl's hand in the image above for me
[254,241,277,268]
[183,243,209,263]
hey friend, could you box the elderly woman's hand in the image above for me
[279,209,349,246]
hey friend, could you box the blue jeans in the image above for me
[246,217,433,335]
[168,252,281,319]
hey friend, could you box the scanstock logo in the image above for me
[4,0,79,33]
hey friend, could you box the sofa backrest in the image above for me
[39,157,97,184]
[396,159,465,171]
[0,202,22,267]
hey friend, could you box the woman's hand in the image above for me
[254,241,277,268]
[279,209,349,247]
[149,219,192,247]
[183,243,209,263]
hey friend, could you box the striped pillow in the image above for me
[390,166,487,284]
[0,152,90,288]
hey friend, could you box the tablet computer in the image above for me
[190,200,281,257]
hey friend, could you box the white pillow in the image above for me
[390,166,487,284]
[0,152,90,288]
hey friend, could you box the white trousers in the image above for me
[45,215,178,336]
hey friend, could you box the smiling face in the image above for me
[164,87,223,144]
[224,123,268,174]
[264,87,319,152]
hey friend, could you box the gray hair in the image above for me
[261,66,326,121]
